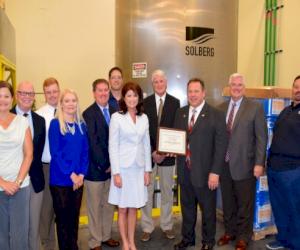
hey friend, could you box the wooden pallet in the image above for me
[252,226,277,241]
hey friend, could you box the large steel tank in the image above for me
[116,0,238,105]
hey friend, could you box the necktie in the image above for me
[157,98,163,126]
[225,102,236,162]
[54,108,57,117]
[103,108,110,125]
[23,113,28,117]
[186,109,197,169]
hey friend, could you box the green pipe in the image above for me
[271,0,277,86]
[264,0,271,86]
[269,0,274,86]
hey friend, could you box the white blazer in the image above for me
[109,112,152,175]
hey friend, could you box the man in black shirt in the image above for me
[266,75,300,250]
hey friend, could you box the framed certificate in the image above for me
[157,127,186,155]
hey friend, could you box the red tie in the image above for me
[186,109,196,169]
[225,102,236,162]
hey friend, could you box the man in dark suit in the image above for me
[12,81,46,250]
[174,78,227,250]
[141,69,180,241]
[217,73,267,250]
[83,79,119,250]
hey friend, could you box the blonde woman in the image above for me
[48,89,89,250]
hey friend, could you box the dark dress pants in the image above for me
[267,167,300,250]
[220,163,255,243]
[50,185,83,250]
[180,168,216,245]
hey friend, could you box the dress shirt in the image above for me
[15,105,34,137]
[96,103,110,119]
[36,103,56,163]
[188,100,205,124]
[155,93,166,115]
[226,97,243,124]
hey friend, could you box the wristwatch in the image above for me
[15,179,23,186]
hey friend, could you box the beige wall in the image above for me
[238,0,300,88]
[5,0,115,109]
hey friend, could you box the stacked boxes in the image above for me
[253,98,290,231]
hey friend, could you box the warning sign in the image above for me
[132,62,147,78]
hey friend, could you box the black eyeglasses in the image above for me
[17,91,35,97]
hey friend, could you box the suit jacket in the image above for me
[83,102,116,181]
[219,97,268,180]
[174,102,227,187]
[143,93,180,166]
[11,106,46,193]
[109,112,152,175]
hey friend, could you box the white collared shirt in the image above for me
[155,93,166,115]
[96,103,110,117]
[189,100,205,124]
[36,103,56,163]
[15,105,34,137]
[226,97,243,124]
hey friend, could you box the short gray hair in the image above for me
[228,73,245,85]
[151,69,167,82]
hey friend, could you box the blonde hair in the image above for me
[56,89,84,135]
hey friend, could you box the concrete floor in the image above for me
[75,213,276,250]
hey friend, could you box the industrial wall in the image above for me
[4,0,300,109]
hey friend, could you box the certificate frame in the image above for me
[157,127,186,155]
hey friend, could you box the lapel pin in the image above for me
[183,114,186,118]
[201,114,205,117]
[298,111,300,115]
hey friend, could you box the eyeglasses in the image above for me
[17,91,35,97]
[110,76,122,80]
[45,90,59,95]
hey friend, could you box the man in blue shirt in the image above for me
[108,67,123,110]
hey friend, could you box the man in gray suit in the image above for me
[217,73,267,250]
[174,78,227,250]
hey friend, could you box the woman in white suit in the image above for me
[108,82,151,250]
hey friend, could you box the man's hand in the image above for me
[253,165,264,178]
[113,174,122,188]
[208,173,219,190]
[152,151,165,164]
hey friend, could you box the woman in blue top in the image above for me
[49,89,89,250]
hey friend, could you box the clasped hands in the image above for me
[70,172,84,191]
[1,180,20,195]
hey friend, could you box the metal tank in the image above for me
[116,0,238,105]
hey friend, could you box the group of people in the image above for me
[0,67,299,250]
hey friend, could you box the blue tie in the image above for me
[103,108,110,125]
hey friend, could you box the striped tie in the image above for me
[225,102,236,162]
[186,109,196,169]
